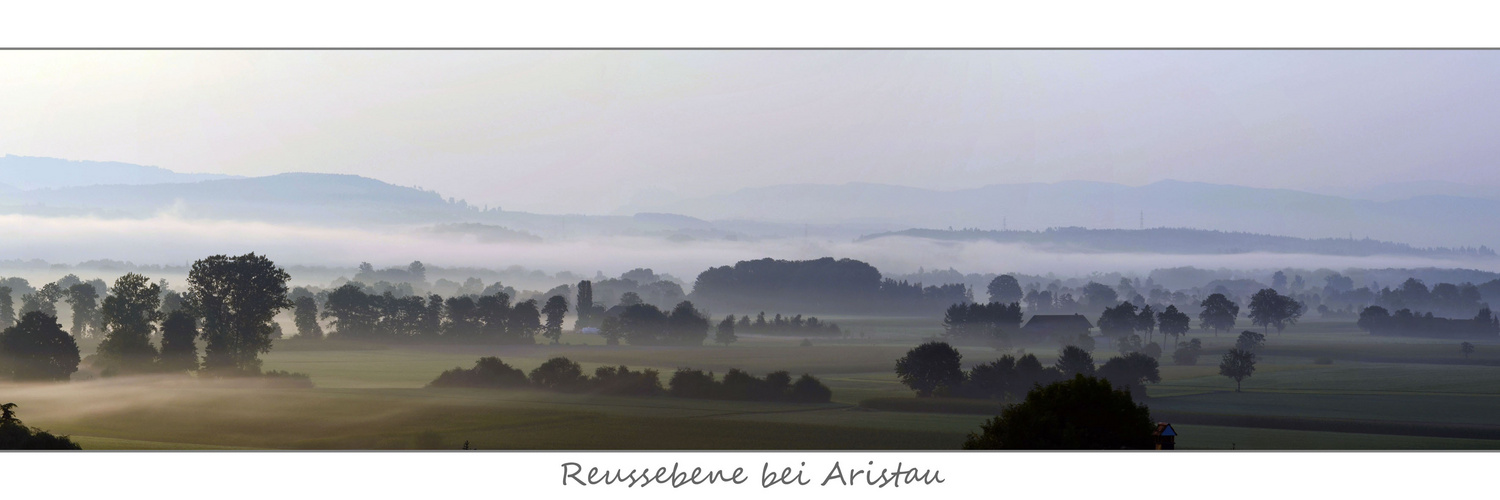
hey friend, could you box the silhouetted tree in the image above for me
[575,280,599,329]
[788,374,833,403]
[529,357,587,392]
[1136,304,1156,342]
[1172,338,1203,366]
[962,375,1154,449]
[158,310,200,372]
[541,295,569,344]
[510,299,542,343]
[98,273,162,373]
[0,287,13,330]
[1219,348,1257,392]
[0,403,81,449]
[665,301,710,346]
[64,283,101,339]
[1234,330,1266,352]
[0,312,80,381]
[1248,288,1303,334]
[1097,352,1161,399]
[1199,293,1240,334]
[293,296,323,340]
[715,315,737,346]
[618,292,644,307]
[428,357,528,388]
[1097,302,1140,337]
[1080,282,1119,312]
[987,275,1023,304]
[1461,342,1476,359]
[1157,305,1191,345]
[188,253,293,376]
[1055,345,1096,377]
[895,341,964,397]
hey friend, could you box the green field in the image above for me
[6,320,1500,450]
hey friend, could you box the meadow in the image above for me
[5,318,1500,450]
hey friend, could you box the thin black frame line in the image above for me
[0,47,1497,50]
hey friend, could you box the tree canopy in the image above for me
[188,253,293,376]
[962,375,1155,450]
[894,341,964,397]
[0,312,80,381]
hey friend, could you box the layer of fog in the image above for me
[2,213,1496,289]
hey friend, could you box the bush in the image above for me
[800,339,813,347]
[262,370,315,388]
[1313,356,1334,365]
[529,357,588,392]
[668,367,833,403]
[1172,338,1203,366]
[1141,342,1162,360]
[788,374,832,403]
[428,357,528,389]
[591,365,663,396]
[668,368,719,399]
[0,403,81,450]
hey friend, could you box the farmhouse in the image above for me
[1153,422,1177,450]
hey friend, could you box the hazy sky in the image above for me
[3,50,1499,213]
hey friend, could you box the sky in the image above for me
[3,50,1499,214]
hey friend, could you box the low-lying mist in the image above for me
[2,213,1496,287]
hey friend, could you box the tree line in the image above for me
[893,341,1162,402]
[312,283,569,344]
[1357,306,1499,339]
[690,257,969,315]
[0,253,304,381]
[427,356,832,403]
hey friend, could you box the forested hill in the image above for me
[858,227,1497,258]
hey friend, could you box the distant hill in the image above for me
[858,227,1496,259]
[1,172,474,225]
[625,180,1500,248]
[0,155,238,189]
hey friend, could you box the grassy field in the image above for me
[5,319,1500,450]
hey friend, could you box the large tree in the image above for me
[97,273,163,373]
[962,375,1155,449]
[1054,345,1096,377]
[665,301,710,346]
[187,253,293,376]
[575,280,597,329]
[158,310,200,372]
[1096,352,1161,399]
[1136,304,1156,342]
[1096,301,1140,337]
[1080,282,1119,312]
[1198,293,1240,334]
[1156,305,1191,345]
[1234,330,1266,352]
[510,299,542,342]
[293,296,324,340]
[0,312,80,381]
[64,283,101,340]
[715,314,738,346]
[0,286,13,330]
[1247,288,1304,334]
[1219,348,1257,392]
[986,275,1024,304]
[895,341,964,397]
[541,295,569,344]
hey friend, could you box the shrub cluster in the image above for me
[428,356,663,397]
[668,368,832,403]
[429,356,832,403]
